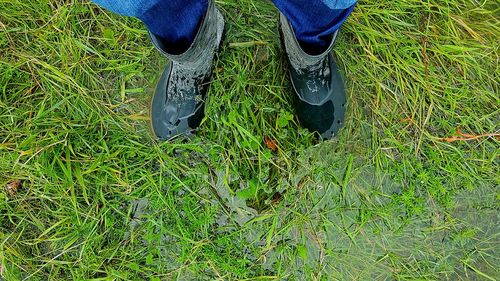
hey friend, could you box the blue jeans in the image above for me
[92,0,356,52]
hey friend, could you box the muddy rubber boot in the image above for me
[279,13,347,140]
[149,1,224,140]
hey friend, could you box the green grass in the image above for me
[0,0,499,279]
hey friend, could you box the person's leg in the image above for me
[272,0,356,54]
[92,0,208,54]
[91,0,224,140]
[275,0,357,139]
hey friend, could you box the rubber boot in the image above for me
[279,13,347,140]
[149,1,224,140]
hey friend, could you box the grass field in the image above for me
[0,0,499,280]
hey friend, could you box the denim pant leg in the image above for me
[272,0,357,52]
[92,0,208,53]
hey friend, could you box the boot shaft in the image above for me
[149,0,224,70]
[279,13,338,74]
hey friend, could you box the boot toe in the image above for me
[152,103,190,140]
[150,67,204,140]
[291,55,347,140]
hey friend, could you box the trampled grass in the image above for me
[0,0,498,280]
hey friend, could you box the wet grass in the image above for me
[0,0,499,280]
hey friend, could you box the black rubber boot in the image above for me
[149,1,224,140]
[279,13,347,140]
